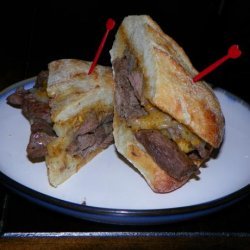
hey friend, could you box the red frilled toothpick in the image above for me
[88,18,116,75]
[193,44,242,82]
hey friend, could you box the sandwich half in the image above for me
[110,15,225,193]
[46,59,114,187]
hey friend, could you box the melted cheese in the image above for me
[129,101,203,153]
[53,102,112,138]
[129,102,172,130]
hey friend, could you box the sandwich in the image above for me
[7,59,114,187]
[110,15,225,193]
[46,59,114,187]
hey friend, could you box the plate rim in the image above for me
[0,76,36,95]
[1,77,250,221]
[1,171,249,217]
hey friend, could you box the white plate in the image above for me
[0,78,250,224]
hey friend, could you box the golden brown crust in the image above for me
[151,47,224,148]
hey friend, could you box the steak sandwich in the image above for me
[7,71,56,161]
[7,59,114,187]
[110,15,225,193]
[46,59,114,187]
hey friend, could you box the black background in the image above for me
[1,1,250,240]
[0,0,250,102]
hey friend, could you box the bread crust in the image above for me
[46,59,114,187]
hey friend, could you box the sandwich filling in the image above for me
[66,111,114,158]
[7,70,114,163]
[113,48,212,181]
[7,71,56,161]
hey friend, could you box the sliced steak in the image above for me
[76,112,99,136]
[34,70,49,89]
[67,112,114,158]
[196,142,213,160]
[167,125,212,161]
[7,87,28,107]
[7,71,55,161]
[22,91,51,123]
[7,70,49,107]
[30,118,55,136]
[27,119,56,161]
[128,71,144,103]
[135,129,199,181]
[23,92,54,160]
[113,50,147,120]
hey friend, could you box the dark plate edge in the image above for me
[0,77,36,96]
[1,171,249,218]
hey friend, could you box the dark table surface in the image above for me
[1,1,250,249]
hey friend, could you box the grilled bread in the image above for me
[46,59,114,187]
[110,15,225,193]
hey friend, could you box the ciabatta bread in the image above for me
[46,59,114,187]
[110,15,224,193]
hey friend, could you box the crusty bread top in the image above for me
[47,59,113,136]
[47,59,113,100]
[110,15,224,148]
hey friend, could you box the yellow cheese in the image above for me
[129,101,203,153]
